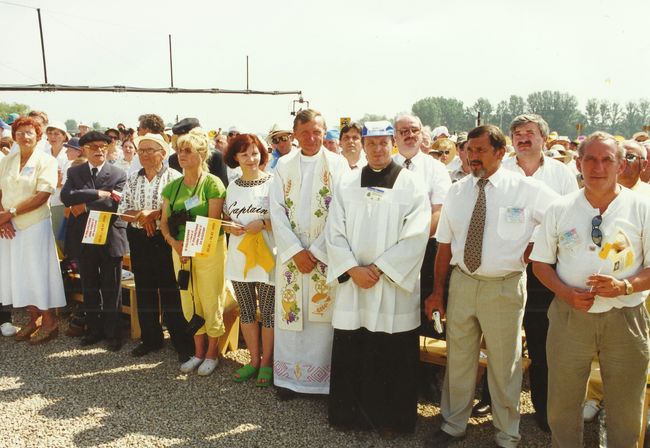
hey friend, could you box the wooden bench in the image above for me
[420,336,532,371]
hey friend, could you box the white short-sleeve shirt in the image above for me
[436,166,559,277]
[530,188,650,313]
[502,155,579,195]
[393,151,451,205]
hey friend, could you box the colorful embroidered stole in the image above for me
[276,150,334,331]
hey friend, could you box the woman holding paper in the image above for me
[160,127,227,376]
[0,116,66,344]
[118,133,194,360]
[223,134,276,387]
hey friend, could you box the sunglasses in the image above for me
[271,135,290,145]
[228,132,239,137]
[591,214,603,247]
[625,153,645,162]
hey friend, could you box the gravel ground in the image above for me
[0,312,600,448]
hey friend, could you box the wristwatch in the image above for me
[8,207,16,216]
[623,279,634,295]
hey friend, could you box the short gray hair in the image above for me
[509,114,550,140]
[395,114,423,130]
[578,131,624,160]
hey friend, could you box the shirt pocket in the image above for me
[497,206,528,241]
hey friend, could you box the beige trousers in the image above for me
[441,267,526,448]
[547,298,650,448]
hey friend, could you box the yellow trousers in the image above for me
[172,235,227,338]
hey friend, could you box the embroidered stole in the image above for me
[276,150,334,331]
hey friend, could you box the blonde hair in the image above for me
[177,127,210,172]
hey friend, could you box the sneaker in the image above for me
[583,399,601,422]
[180,356,204,373]
[0,322,16,337]
[197,358,219,376]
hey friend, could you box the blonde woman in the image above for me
[160,128,227,376]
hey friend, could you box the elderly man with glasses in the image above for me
[618,139,650,196]
[61,131,129,352]
[530,132,650,447]
[265,124,294,172]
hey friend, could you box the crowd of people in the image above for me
[1,107,650,447]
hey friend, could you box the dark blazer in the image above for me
[168,150,229,188]
[61,162,129,257]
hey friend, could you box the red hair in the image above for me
[11,116,43,141]
[224,133,268,169]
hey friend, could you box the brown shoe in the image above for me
[29,326,59,345]
[15,323,39,342]
[65,323,85,337]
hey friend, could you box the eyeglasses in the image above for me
[228,132,240,138]
[15,131,36,137]
[397,127,421,137]
[271,135,290,145]
[137,147,161,155]
[177,147,195,154]
[625,153,645,162]
[591,214,603,247]
[431,150,451,155]
[83,144,108,151]
[108,135,119,141]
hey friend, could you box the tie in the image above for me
[464,178,488,273]
[403,158,412,170]
[91,167,98,181]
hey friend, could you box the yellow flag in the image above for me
[237,232,275,278]
[82,210,112,245]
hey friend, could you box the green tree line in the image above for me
[358,91,650,138]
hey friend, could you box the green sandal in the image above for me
[256,366,273,388]
[233,364,258,382]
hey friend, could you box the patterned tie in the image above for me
[464,178,488,273]
[403,158,412,170]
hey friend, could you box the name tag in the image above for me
[184,196,201,210]
[365,187,384,202]
[21,166,35,177]
[559,228,580,250]
[505,206,525,223]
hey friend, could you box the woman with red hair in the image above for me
[0,116,66,343]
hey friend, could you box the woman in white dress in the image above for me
[223,134,276,387]
[0,116,66,344]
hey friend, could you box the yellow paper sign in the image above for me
[340,117,351,128]
[82,210,112,245]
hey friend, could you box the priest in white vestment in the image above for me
[325,121,431,434]
[270,109,348,396]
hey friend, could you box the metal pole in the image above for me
[477,111,481,126]
[36,8,48,83]
[168,34,174,88]
[246,56,249,90]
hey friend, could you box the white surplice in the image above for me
[270,147,348,394]
[326,167,431,333]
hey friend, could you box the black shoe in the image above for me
[424,429,465,448]
[275,386,297,401]
[106,338,123,352]
[534,413,550,432]
[80,334,103,347]
[472,401,491,417]
[131,343,162,357]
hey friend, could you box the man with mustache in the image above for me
[472,115,579,430]
[424,125,558,447]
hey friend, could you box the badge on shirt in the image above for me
[365,187,385,202]
[505,206,525,223]
[184,196,201,210]
[20,166,34,177]
[559,228,581,251]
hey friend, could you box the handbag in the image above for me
[184,259,205,335]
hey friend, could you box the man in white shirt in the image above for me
[619,139,650,196]
[479,114,578,430]
[531,132,650,447]
[424,125,558,448]
[339,122,367,170]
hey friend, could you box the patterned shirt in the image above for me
[118,166,181,229]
